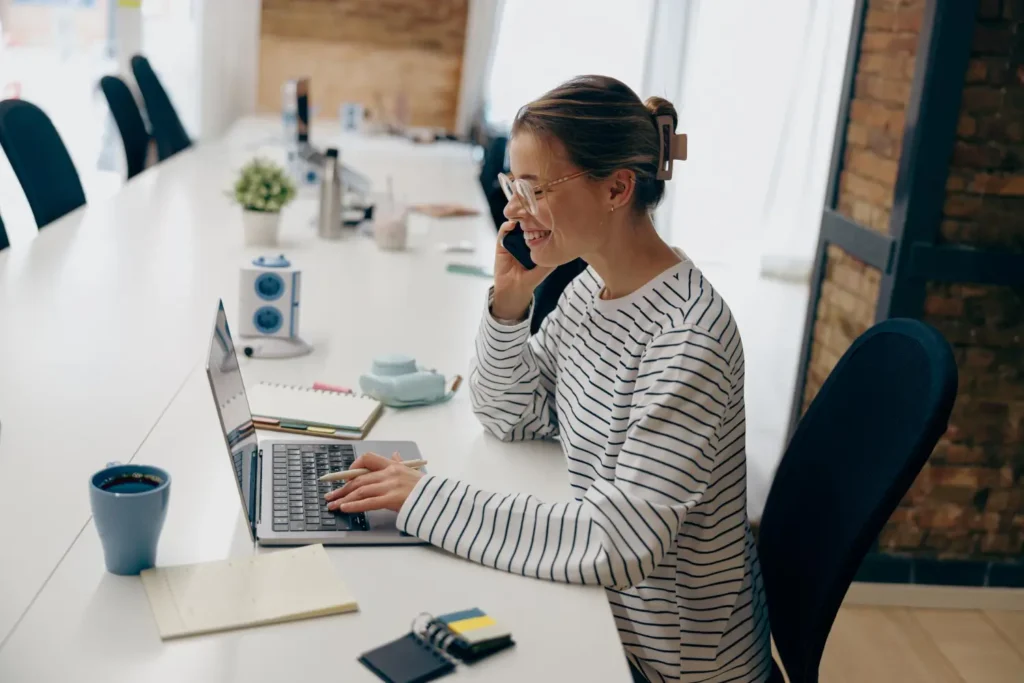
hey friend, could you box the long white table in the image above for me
[0,118,630,681]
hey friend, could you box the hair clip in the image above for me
[655,114,688,180]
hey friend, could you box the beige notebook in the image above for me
[246,382,383,439]
[140,544,358,639]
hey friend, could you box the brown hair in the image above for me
[511,75,678,213]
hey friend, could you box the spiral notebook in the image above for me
[247,382,383,440]
[358,608,514,682]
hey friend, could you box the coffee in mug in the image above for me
[95,471,165,494]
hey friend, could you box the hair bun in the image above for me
[644,96,678,129]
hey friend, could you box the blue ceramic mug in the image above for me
[89,462,171,575]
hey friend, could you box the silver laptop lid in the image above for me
[205,300,259,541]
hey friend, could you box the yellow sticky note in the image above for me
[117,0,142,7]
[306,426,335,435]
[447,614,496,634]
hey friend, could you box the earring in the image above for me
[609,206,616,213]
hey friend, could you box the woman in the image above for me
[326,76,771,683]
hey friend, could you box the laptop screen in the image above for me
[205,300,259,537]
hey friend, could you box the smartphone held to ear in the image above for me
[501,223,536,270]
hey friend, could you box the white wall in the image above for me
[141,0,201,137]
[455,0,504,136]
[196,0,260,140]
[138,0,259,143]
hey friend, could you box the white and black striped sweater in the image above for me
[396,256,771,683]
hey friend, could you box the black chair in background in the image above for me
[130,55,191,161]
[530,258,588,335]
[100,75,150,179]
[0,99,86,229]
[479,133,509,230]
[759,318,958,683]
[0,212,8,251]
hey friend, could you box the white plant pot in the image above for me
[242,209,281,246]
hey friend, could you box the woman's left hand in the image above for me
[324,452,424,513]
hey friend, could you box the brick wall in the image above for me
[258,0,469,130]
[877,0,1024,560]
[804,0,922,410]
[803,247,881,413]
[800,0,1024,563]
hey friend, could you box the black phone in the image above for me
[501,222,536,270]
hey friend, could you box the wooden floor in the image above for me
[817,607,1024,682]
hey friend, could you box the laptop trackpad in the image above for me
[364,509,399,531]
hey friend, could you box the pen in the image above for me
[318,459,427,483]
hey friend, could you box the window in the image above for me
[662,0,856,269]
[484,0,655,128]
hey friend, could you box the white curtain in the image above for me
[660,0,856,275]
[641,0,699,235]
[757,1,858,281]
[482,0,655,129]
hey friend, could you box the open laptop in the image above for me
[205,300,425,546]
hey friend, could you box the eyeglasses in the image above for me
[497,170,588,216]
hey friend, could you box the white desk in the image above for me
[0,120,491,640]
[0,119,630,681]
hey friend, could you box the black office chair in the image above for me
[0,99,86,229]
[759,318,958,683]
[100,75,150,179]
[130,55,191,161]
[531,258,588,334]
[479,133,509,230]
[0,212,8,251]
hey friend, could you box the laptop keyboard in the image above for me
[270,443,369,533]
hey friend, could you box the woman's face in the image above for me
[504,132,613,268]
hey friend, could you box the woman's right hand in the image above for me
[492,221,554,321]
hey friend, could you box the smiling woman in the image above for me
[333,76,772,683]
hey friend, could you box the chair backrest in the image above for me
[758,318,957,683]
[531,259,588,335]
[0,211,8,251]
[100,75,149,179]
[479,133,508,190]
[130,55,191,161]
[478,133,509,231]
[0,99,86,229]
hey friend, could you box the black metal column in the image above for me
[875,0,981,321]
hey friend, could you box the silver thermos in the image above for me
[317,147,342,239]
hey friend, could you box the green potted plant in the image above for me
[232,157,296,246]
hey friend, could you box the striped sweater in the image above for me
[396,255,771,682]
